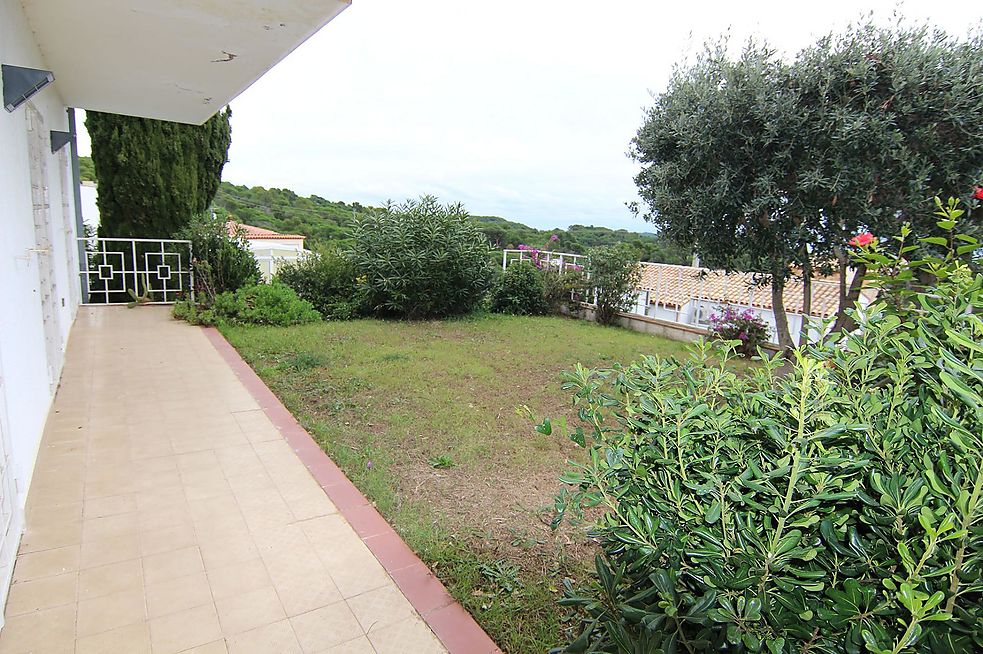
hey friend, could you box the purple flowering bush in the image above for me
[707,306,770,356]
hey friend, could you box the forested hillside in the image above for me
[78,158,690,263]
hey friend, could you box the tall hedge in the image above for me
[86,107,232,238]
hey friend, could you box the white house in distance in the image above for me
[227,220,309,281]
[0,0,349,619]
[633,262,875,346]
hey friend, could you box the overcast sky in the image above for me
[77,0,980,231]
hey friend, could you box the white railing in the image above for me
[501,249,587,272]
[77,237,193,304]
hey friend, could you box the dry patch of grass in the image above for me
[222,313,693,653]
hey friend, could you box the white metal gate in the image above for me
[78,237,193,304]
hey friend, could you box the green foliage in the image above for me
[428,454,457,470]
[86,108,232,238]
[275,248,362,320]
[351,196,495,319]
[553,214,983,652]
[587,244,641,325]
[211,181,688,263]
[543,269,588,315]
[211,182,376,248]
[174,213,259,300]
[708,306,772,357]
[631,23,983,346]
[212,283,321,326]
[490,263,547,316]
[78,155,96,182]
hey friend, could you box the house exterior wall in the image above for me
[0,0,81,617]
[246,239,307,281]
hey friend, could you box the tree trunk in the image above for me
[771,272,795,353]
[799,250,812,347]
[831,262,867,335]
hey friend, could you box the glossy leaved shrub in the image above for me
[551,206,983,653]
[275,247,362,320]
[350,196,494,319]
[489,263,547,315]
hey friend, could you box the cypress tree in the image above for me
[86,108,232,238]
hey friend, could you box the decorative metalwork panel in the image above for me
[77,237,193,305]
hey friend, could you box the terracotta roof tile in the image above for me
[226,220,305,241]
[637,263,871,318]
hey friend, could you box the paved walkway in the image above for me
[0,307,491,654]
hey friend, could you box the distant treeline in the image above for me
[78,158,691,264]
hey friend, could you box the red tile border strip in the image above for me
[202,327,502,654]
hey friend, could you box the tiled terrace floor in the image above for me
[0,307,457,654]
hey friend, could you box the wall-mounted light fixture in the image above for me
[2,64,55,113]
[50,130,71,153]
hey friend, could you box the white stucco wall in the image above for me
[0,0,82,613]
[247,239,307,281]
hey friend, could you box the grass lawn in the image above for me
[221,313,693,653]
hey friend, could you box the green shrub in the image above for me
[551,210,983,652]
[709,306,772,356]
[489,263,547,315]
[543,268,587,315]
[275,247,362,320]
[174,214,260,300]
[351,196,494,319]
[586,243,641,325]
[173,283,320,326]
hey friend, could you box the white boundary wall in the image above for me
[0,0,82,619]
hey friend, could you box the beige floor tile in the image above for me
[206,558,272,600]
[144,546,203,585]
[80,532,142,569]
[11,545,79,583]
[0,604,76,653]
[78,558,143,600]
[226,619,302,654]
[321,636,377,654]
[77,587,147,637]
[4,572,77,616]
[84,493,137,519]
[197,533,258,570]
[215,586,285,636]
[149,603,222,654]
[347,585,418,633]
[176,641,229,654]
[141,522,198,557]
[146,571,213,618]
[75,622,151,654]
[18,520,82,553]
[367,615,445,654]
[289,602,363,653]
[82,511,141,542]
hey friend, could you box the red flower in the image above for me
[848,232,875,248]
[974,187,983,201]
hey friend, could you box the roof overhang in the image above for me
[19,0,350,124]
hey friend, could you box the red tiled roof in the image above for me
[637,262,873,318]
[226,220,305,241]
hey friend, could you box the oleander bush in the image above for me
[586,244,641,325]
[551,207,983,653]
[489,263,547,315]
[351,196,495,319]
[275,247,362,320]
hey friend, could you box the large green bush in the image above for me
[350,196,494,319]
[587,244,641,325]
[275,247,361,320]
[551,212,983,652]
[174,214,260,300]
[490,263,547,315]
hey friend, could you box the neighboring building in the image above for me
[227,220,309,280]
[0,0,348,620]
[634,262,874,345]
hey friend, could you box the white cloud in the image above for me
[77,0,981,231]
